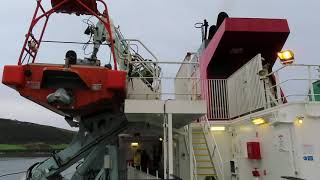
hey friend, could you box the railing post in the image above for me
[163,118,168,179]
[263,79,271,108]
[127,40,131,72]
[308,66,315,101]
[188,125,194,180]
[274,72,283,104]
[168,113,174,178]
[163,112,173,179]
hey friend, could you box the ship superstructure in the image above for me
[1,1,320,180]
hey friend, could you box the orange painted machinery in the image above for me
[2,0,127,118]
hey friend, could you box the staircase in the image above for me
[192,125,218,180]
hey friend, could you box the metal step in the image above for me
[196,161,212,167]
[197,166,214,169]
[194,154,210,157]
[197,168,216,175]
[197,173,216,176]
[193,148,208,151]
[192,142,206,145]
[190,123,219,180]
[196,160,211,163]
[192,132,203,135]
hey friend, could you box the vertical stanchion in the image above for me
[168,113,174,178]
[309,66,315,101]
[274,72,282,104]
[163,116,168,179]
[188,124,194,180]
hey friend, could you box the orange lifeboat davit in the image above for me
[2,0,127,118]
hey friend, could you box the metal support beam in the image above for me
[163,119,168,179]
[27,112,127,180]
[163,113,174,179]
[168,113,174,178]
[308,66,315,101]
[188,125,193,180]
[107,145,119,180]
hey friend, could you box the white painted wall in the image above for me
[211,102,320,180]
[127,78,160,100]
[231,123,296,180]
[210,130,233,180]
[177,135,192,180]
[292,115,320,180]
[175,54,201,101]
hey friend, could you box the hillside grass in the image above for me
[50,144,69,150]
[0,143,69,151]
[0,144,27,151]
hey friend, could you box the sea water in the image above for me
[0,157,75,180]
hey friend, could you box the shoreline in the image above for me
[0,151,55,158]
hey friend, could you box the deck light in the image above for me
[210,126,226,131]
[278,50,295,65]
[296,116,304,125]
[159,138,163,142]
[131,142,139,147]
[252,118,266,125]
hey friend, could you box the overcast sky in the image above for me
[0,0,319,130]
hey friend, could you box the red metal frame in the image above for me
[18,0,118,70]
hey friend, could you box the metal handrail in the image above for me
[263,64,320,107]
[124,39,159,80]
[184,126,198,180]
[121,39,163,93]
[201,64,320,120]
[265,78,320,91]
[267,64,320,77]
[122,39,159,61]
[201,115,224,180]
[127,76,202,100]
[132,54,157,75]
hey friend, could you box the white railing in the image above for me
[128,54,320,119]
[118,38,162,93]
[127,165,160,179]
[202,79,229,120]
[127,76,202,100]
[127,59,201,101]
[200,58,320,120]
[264,64,320,107]
[199,115,224,180]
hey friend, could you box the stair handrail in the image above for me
[184,126,198,180]
[114,29,157,74]
[123,39,159,77]
[122,39,159,61]
[201,116,225,180]
[132,53,160,80]
[122,39,161,92]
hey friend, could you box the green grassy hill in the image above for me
[0,118,75,152]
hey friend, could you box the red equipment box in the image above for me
[247,142,262,160]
